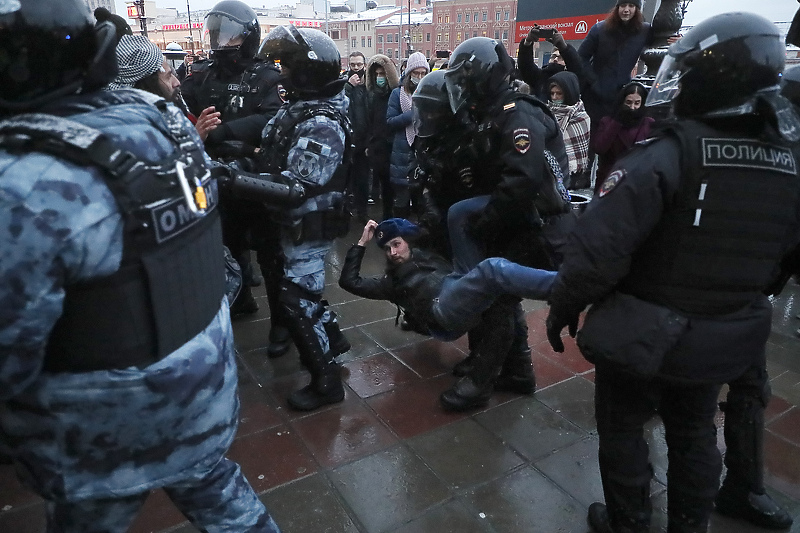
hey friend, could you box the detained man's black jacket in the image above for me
[339,244,452,331]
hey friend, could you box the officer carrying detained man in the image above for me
[0,0,279,531]
[433,36,573,411]
[223,25,352,411]
[546,12,800,533]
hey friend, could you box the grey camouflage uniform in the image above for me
[0,89,279,532]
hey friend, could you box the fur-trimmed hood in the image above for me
[366,54,399,91]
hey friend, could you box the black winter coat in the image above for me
[339,245,452,332]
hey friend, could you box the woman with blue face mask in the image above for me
[386,51,430,218]
[365,53,400,220]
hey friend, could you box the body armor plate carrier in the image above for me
[621,120,800,316]
[0,99,226,372]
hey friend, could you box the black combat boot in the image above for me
[230,285,259,317]
[440,299,515,411]
[282,289,345,411]
[494,303,536,395]
[716,395,793,529]
[588,503,650,533]
[265,273,292,357]
[266,325,291,358]
[288,351,344,411]
[452,329,479,377]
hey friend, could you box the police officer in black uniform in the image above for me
[182,0,292,356]
[545,13,800,533]
[435,37,571,411]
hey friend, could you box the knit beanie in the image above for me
[375,218,421,248]
[617,0,642,8]
[107,35,164,90]
[404,52,430,76]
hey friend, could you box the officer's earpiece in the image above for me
[83,21,120,93]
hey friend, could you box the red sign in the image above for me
[289,20,323,28]
[127,5,140,18]
[162,22,204,31]
[515,13,607,42]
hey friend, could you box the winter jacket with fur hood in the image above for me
[365,54,399,156]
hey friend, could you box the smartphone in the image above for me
[539,28,556,39]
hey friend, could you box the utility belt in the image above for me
[288,206,350,245]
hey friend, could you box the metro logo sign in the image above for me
[515,14,606,42]
[515,0,615,42]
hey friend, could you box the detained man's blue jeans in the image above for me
[431,258,556,338]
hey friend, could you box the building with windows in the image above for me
[375,11,433,61]
[344,6,401,62]
[432,0,518,58]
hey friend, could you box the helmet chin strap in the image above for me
[701,86,800,142]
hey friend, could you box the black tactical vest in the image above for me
[0,94,225,372]
[188,59,282,121]
[621,120,800,316]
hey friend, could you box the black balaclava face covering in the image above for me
[617,104,646,127]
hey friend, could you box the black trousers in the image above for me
[594,364,722,532]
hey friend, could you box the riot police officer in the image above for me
[546,12,800,532]
[226,25,352,411]
[436,37,571,411]
[0,1,279,531]
[182,0,292,356]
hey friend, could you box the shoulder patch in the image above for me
[599,169,625,197]
[503,102,516,111]
[297,152,320,178]
[513,128,531,154]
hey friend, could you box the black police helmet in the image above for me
[203,0,261,61]
[0,0,118,113]
[781,65,800,109]
[444,37,514,113]
[647,12,784,117]
[412,70,452,138]
[257,25,345,99]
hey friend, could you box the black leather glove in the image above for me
[545,305,579,353]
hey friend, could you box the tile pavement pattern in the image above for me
[2,221,800,533]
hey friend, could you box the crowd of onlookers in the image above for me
[333,0,662,226]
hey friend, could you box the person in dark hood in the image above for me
[364,54,400,220]
[592,81,654,192]
[517,26,586,101]
[547,71,591,190]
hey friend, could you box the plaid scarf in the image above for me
[550,100,591,174]
[400,87,416,147]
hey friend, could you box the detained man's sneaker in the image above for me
[715,487,793,530]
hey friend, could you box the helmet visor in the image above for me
[444,60,469,113]
[413,106,452,138]
[646,54,683,108]
[203,14,249,51]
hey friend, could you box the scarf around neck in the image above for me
[400,87,415,146]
